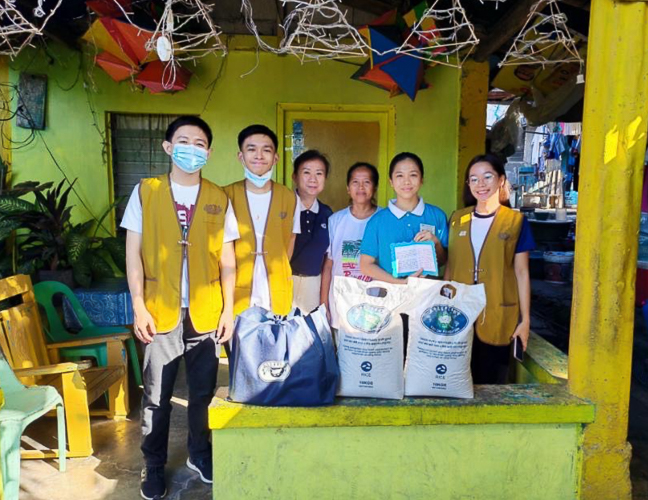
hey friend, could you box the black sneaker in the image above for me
[140,466,166,499]
[186,457,213,484]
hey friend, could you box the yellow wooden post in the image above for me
[568,1,648,498]
[457,60,489,208]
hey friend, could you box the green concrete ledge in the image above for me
[520,331,569,384]
[210,383,594,430]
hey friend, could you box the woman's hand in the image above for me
[414,230,437,243]
[511,320,530,351]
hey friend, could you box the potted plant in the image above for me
[0,179,126,287]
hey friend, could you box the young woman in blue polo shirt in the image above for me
[359,152,448,283]
[290,150,333,312]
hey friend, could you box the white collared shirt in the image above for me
[387,197,425,219]
[300,197,320,214]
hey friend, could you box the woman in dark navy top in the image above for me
[290,150,333,312]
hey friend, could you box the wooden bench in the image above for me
[0,274,130,458]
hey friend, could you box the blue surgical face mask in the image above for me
[243,165,274,188]
[172,144,208,173]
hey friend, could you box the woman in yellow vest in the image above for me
[224,124,301,316]
[444,153,535,384]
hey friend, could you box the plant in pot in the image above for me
[0,179,125,287]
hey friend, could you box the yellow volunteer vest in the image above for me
[447,206,523,345]
[140,175,227,333]
[224,180,295,315]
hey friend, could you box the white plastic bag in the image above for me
[404,278,486,399]
[333,276,409,399]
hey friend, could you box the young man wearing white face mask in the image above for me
[121,116,239,500]
[224,124,300,316]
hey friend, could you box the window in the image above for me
[110,113,182,226]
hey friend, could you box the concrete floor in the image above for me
[12,282,648,499]
[15,361,230,500]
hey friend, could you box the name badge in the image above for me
[420,223,435,234]
[459,231,467,237]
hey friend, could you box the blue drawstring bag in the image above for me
[228,305,339,406]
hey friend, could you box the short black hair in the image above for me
[293,150,330,177]
[463,153,510,208]
[347,162,379,186]
[238,124,278,151]
[165,115,212,147]
[389,152,424,179]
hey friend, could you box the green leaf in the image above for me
[102,237,126,273]
[66,232,89,264]
[0,218,21,239]
[0,196,34,214]
[72,259,92,288]
[89,253,115,280]
[6,181,53,197]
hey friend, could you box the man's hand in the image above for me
[133,303,156,344]
[216,309,234,344]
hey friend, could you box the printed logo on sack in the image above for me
[361,361,373,372]
[436,364,447,375]
[257,361,291,383]
[420,306,468,335]
[347,303,391,333]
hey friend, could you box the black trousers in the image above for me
[471,334,511,385]
[140,310,220,466]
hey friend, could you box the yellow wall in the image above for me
[7,39,461,228]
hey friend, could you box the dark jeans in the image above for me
[141,310,220,467]
[471,334,511,385]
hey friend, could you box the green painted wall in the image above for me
[7,40,460,228]
[212,423,583,499]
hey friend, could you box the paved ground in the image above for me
[13,279,648,498]
[15,362,230,500]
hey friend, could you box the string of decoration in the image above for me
[0,0,62,58]
[112,0,227,90]
[477,0,507,9]
[499,0,584,69]
[278,0,370,63]
[396,0,479,68]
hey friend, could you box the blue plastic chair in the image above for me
[0,351,66,500]
[34,281,142,387]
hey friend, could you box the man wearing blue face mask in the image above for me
[121,116,239,500]
[224,124,301,316]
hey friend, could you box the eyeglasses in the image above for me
[467,173,497,186]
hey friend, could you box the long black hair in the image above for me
[463,153,511,207]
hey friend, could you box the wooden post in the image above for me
[568,1,648,498]
[457,60,489,208]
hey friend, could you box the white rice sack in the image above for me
[404,278,486,398]
[333,276,409,400]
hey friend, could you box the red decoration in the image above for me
[135,61,192,93]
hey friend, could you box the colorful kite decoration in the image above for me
[135,60,192,93]
[82,4,197,93]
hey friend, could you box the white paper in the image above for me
[394,243,438,275]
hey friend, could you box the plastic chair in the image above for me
[34,281,142,387]
[0,351,66,500]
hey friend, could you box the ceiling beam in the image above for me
[473,0,548,62]
[338,0,397,16]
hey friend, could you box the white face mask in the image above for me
[243,164,274,188]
